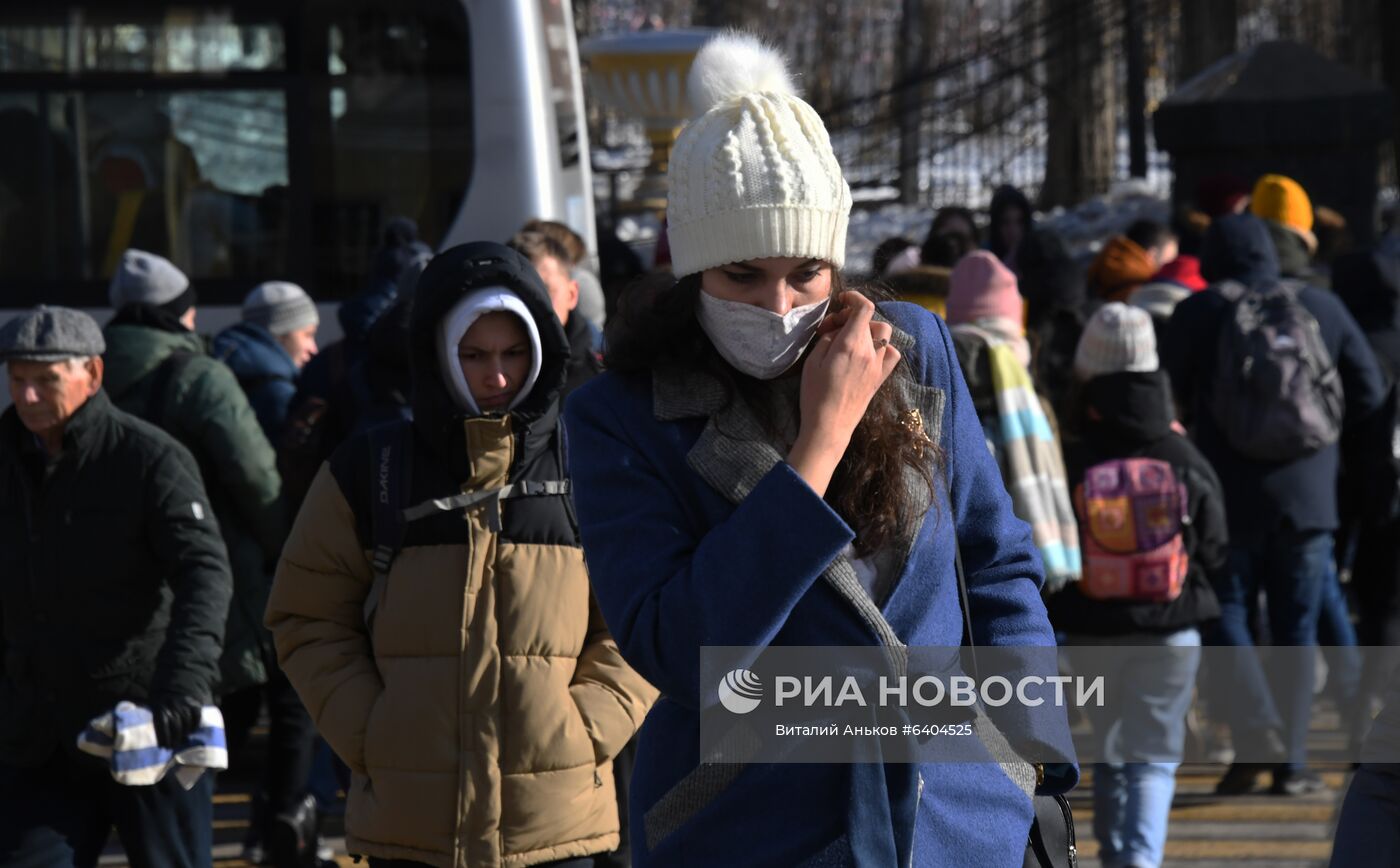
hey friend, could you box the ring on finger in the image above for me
[872,338,890,350]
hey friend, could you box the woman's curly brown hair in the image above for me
[605,269,941,556]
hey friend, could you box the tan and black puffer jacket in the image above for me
[266,242,656,868]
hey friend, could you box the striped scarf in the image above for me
[956,324,1082,590]
[78,701,228,790]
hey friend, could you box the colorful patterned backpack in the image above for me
[1074,458,1189,602]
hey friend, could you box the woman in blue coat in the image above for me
[564,34,1074,867]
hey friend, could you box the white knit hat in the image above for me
[1073,302,1159,381]
[666,33,852,278]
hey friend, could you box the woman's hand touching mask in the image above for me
[787,291,900,497]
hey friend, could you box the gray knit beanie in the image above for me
[109,249,193,312]
[242,282,319,336]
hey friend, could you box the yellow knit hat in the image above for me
[1251,174,1314,235]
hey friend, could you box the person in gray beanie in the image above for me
[102,251,289,838]
[213,282,320,441]
[109,249,199,331]
[210,282,322,867]
[0,305,232,865]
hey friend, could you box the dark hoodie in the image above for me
[1049,370,1223,634]
[1164,213,1387,543]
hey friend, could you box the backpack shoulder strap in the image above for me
[145,350,198,428]
[363,421,412,631]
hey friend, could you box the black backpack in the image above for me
[1210,280,1344,462]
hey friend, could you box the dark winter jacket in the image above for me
[0,391,231,766]
[337,217,432,345]
[280,240,430,512]
[1049,370,1224,635]
[103,306,284,694]
[268,242,654,866]
[1336,236,1400,376]
[1163,214,1387,543]
[562,311,603,400]
[212,321,299,442]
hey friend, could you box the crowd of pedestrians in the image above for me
[2,29,1399,868]
[876,168,1400,863]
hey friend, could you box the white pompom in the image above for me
[687,31,796,116]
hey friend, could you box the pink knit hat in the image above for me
[946,251,1022,325]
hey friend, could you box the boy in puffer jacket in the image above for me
[267,242,656,868]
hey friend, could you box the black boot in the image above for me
[266,793,320,868]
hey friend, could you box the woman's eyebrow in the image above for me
[459,342,530,353]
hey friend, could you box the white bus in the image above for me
[0,0,593,330]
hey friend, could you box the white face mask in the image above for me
[696,292,831,380]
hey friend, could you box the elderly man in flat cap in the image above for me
[0,306,232,867]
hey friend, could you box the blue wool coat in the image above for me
[565,302,1075,868]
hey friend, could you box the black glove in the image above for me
[150,695,204,749]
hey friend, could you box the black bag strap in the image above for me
[363,422,411,630]
[144,351,197,428]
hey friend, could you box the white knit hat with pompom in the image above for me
[666,32,852,278]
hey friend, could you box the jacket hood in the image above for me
[1088,236,1156,301]
[1200,213,1281,288]
[101,319,205,400]
[1081,369,1175,448]
[211,321,297,385]
[1263,219,1313,279]
[409,242,569,466]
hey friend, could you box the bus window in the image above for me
[0,14,284,73]
[0,88,290,285]
[316,2,472,286]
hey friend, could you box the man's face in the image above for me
[276,325,319,369]
[8,357,102,438]
[533,254,578,326]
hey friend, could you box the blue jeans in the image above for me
[0,751,214,867]
[1330,764,1400,867]
[1073,628,1201,868]
[1316,557,1361,708]
[1210,530,1331,771]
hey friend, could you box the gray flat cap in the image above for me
[0,305,106,363]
